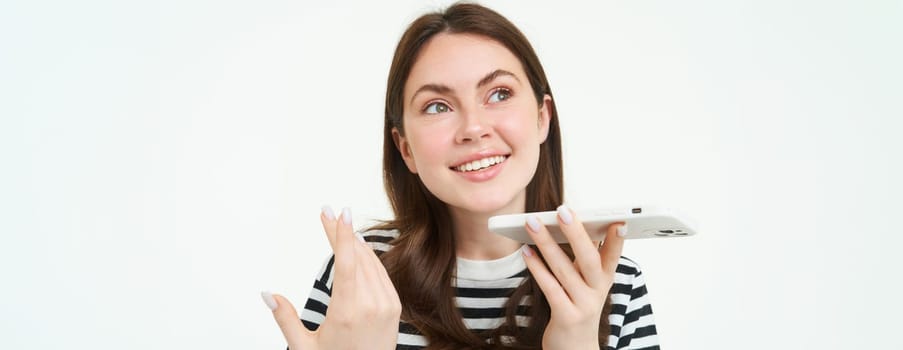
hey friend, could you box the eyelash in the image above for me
[488,87,512,103]
[423,101,451,115]
[420,87,514,115]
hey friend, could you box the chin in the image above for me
[449,190,525,216]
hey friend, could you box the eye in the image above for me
[488,88,511,103]
[424,102,451,114]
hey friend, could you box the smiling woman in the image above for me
[395,34,551,215]
[261,3,659,349]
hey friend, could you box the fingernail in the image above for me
[526,215,542,233]
[521,244,533,257]
[556,204,573,225]
[260,291,278,311]
[617,224,628,237]
[341,207,352,225]
[355,232,366,243]
[321,205,335,220]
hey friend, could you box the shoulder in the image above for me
[611,256,650,300]
[359,228,399,253]
[311,228,398,282]
[608,256,659,347]
[615,256,644,277]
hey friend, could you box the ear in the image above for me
[391,127,418,174]
[538,94,553,144]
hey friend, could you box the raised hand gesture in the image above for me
[262,207,401,350]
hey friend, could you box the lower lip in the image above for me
[453,158,507,182]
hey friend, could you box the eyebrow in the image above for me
[408,69,521,107]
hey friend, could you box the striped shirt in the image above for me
[300,229,660,349]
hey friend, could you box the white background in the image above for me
[1,0,900,348]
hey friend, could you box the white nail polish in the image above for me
[557,204,573,225]
[261,291,278,311]
[521,244,533,257]
[526,215,542,233]
[341,207,352,225]
[617,224,628,237]
[321,205,335,220]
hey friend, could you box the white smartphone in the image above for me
[488,206,697,244]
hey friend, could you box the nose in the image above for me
[455,108,491,144]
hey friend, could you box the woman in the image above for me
[262,3,659,349]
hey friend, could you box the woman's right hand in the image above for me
[262,207,402,350]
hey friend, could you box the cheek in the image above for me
[408,128,451,166]
[495,111,542,143]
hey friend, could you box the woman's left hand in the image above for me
[521,205,626,350]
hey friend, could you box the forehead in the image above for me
[404,33,526,95]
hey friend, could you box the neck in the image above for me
[449,196,525,261]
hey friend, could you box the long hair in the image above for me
[373,3,611,348]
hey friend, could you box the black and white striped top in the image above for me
[299,229,660,349]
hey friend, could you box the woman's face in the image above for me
[393,33,552,216]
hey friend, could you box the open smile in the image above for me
[450,154,509,172]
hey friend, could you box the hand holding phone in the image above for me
[488,206,697,244]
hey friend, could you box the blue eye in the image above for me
[424,102,450,114]
[488,88,511,103]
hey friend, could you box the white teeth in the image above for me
[455,155,507,172]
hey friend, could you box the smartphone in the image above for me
[488,206,697,244]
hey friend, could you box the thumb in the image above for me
[262,291,315,349]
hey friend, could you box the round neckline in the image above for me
[455,248,526,281]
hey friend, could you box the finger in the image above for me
[355,237,402,320]
[361,236,402,311]
[262,292,314,349]
[319,206,338,250]
[353,233,388,305]
[359,235,397,302]
[599,223,627,278]
[378,258,402,313]
[524,213,588,296]
[555,205,606,288]
[521,245,574,311]
[331,207,357,301]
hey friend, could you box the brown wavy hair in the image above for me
[372,2,612,349]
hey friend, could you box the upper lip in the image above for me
[450,150,510,168]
